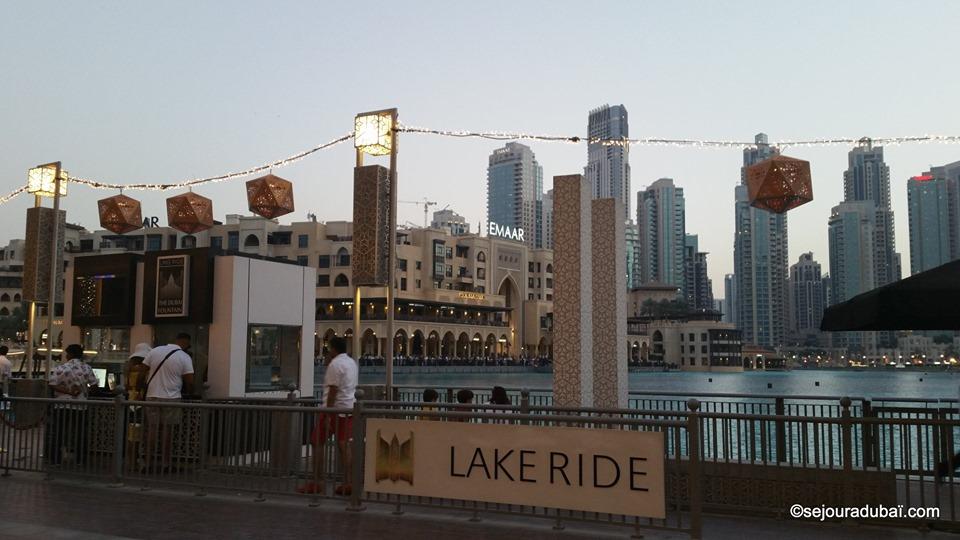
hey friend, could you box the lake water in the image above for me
[359,369,960,400]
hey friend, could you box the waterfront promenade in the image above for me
[0,473,950,540]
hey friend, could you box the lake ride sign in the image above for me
[364,418,665,518]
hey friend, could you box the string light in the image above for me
[396,124,960,149]
[2,122,959,208]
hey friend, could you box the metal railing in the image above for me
[0,394,702,538]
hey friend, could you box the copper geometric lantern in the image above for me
[98,193,143,234]
[745,155,813,214]
[246,174,294,219]
[166,191,214,234]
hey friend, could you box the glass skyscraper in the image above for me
[586,104,630,217]
[638,178,686,289]
[734,133,787,349]
[907,161,960,274]
[486,142,543,249]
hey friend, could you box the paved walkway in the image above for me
[0,474,954,539]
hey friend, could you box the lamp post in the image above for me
[354,108,398,395]
[26,162,67,379]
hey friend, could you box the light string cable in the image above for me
[396,124,960,148]
[65,132,353,191]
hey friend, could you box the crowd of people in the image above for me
[355,354,553,368]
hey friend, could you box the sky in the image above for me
[2,1,959,298]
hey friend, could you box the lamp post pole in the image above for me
[44,173,62,380]
[385,109,398,397]
[353,148,364,362]
[25,195,41,376]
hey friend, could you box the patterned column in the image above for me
[552,175,593,407]
[591,198,628,408]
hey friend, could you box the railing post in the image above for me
[686,398,702,540]
[446,388,454,403]
[347,401,366,512]
[861,399,875,468]
[840,397,853,506]
[110,393,125,487]
[520,388,530,425]
[774,397,786,464]
[391,386,400,402]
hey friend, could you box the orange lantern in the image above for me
[166,191,214,234]
[246,174,294,219]
[98,194,143,234]
[745,155,813,214]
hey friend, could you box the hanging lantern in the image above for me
[98,193,143,234]
[246,174,294,219]
[745,155,813,213]
[166,191,214,234]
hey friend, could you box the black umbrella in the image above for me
[821,259,960,331]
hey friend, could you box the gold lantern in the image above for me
[27,162,68,197]
[166,191,214,234]
[98,194,143,234]
[246,174,294,219]
[354,110,394,156]
[745,155,813,214]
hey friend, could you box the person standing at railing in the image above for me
[0,345,11,397]
[143,333,194,473]
[46,344,99,466]
[124,343,151,472]
[300,336,357,496]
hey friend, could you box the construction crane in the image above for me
[399,198,437,228]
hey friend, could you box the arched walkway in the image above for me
[361,328,378,357]
[457,332,470,358]
[427,330,440,357]
[394,329,408,357]
[484,333,496,357]
[411,330,424,357]
[441,331,455,358]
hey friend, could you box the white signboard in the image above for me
[488,221,525,242]
[364,418,666,518]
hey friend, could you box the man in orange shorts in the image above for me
[300,336,357,495]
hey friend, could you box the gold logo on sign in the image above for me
[375,430,414,485]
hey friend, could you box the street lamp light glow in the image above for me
[354,110,394,156]
[27,162,67,197]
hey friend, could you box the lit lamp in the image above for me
[166,191,214,234]
[354,110,394,156]
[745,155,813,213]
[27,162,67,198]
[98,193,143,234]
[246,174,294,219]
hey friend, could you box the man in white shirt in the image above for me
[299,336,358,495]
[142,333,195,471]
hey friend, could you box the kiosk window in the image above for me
[246,325,300,392]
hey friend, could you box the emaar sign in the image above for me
[487,221,524,242]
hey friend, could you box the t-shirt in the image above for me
[48,358,99,400]
[0,355,11,382]
[323,353,358,409]
[143,344,194,399]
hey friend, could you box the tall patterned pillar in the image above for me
[552,175,593,407]
[591,198,628,408]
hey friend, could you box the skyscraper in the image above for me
[734,133,788,349]
[586,104,630,217]
[625,222,641,289]
[828,201,880,352]
[842,142,901,286]
[788,252,825,340]
[487,142,543,249]
[908,174,951,274]
[907,161,960,274]
[542,188,554,250]
[723,274,737,325]
[637,178,686,289]
[683,234,713,311]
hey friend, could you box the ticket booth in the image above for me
[63,248,315,398]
